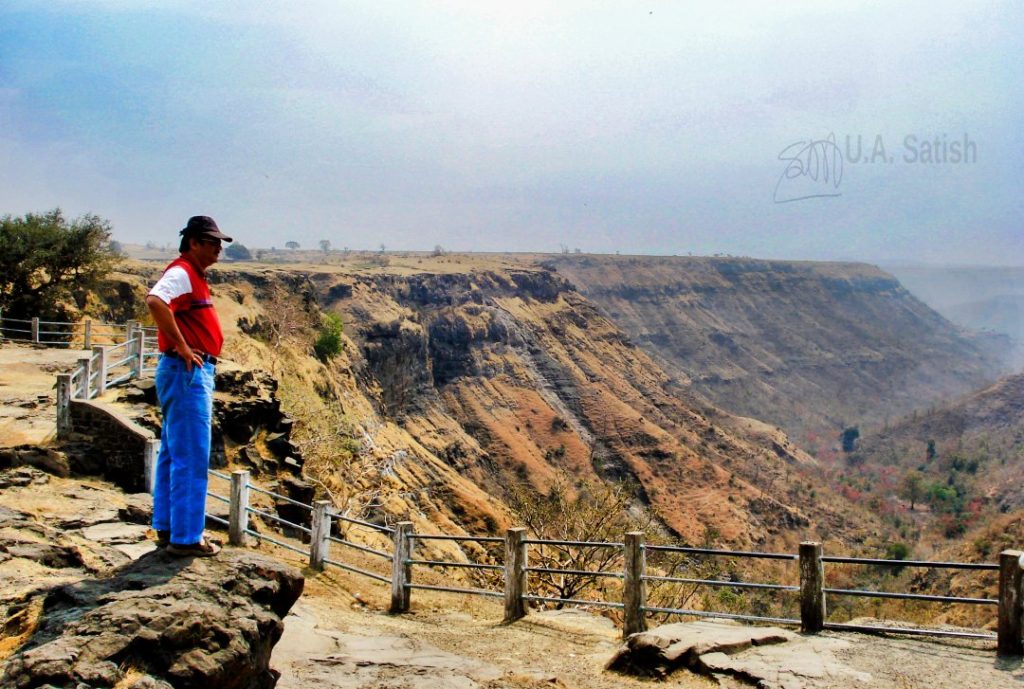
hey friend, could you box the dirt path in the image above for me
[260,542,1022,689]
[0,343,86,447]
[273,576,1023,689]
[274,586,712,689]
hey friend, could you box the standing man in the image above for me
[146,216,233,556]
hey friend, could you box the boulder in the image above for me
[214,370,291,447]
[239,445,278,477]
[606,621,793,679]
[1,550,304,689]
[266,433,301,460]
[0,447,70,478]
[124,379,158,405]
[273,477,315,536]
[118,493,154,525]
[606,621,871,688]
[221,411,256,444]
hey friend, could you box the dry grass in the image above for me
[113,667,147,688]
[0,597,44,662]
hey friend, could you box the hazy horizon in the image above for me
[2,1,1021,266]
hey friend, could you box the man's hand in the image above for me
[174,342,203,371]
[146,295,200,371]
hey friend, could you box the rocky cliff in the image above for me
[277,264,875,549]
[102,255,950,553]
[0,466,304,689]
[545,255,1006,445]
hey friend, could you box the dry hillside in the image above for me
[848,372,1024,543]
[545,255,1007,445]
[109,257,884,556]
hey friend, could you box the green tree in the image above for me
[840,426,860,452]
[224,243,252,260]
[319,239,331,254]
[927,483,962,514]
[898,470,927,510]
[285,241,300,250]
[0,209,116,319]
[313,313,344,361]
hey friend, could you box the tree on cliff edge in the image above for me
[0,209,116,320]
[507,476,646,605]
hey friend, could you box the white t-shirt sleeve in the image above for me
[148,265,192,304]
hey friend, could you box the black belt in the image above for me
[163,350,218,365]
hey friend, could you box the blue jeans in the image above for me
[152,355,215,545]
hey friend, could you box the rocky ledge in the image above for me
[606,621,870,688]
[0,467,304,689]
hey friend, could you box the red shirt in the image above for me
[148,256,224,356]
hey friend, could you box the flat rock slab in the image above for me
[607,620,871,688]
[275,601,502,689]
[698,634,871,689]
[80,521,150,544]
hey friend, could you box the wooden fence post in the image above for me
[309,500,332,570]
[134,328,145,377]
[144,440,159,494]
[228,470,250,546]
[93,346,108,396]
[83,319,92,349]
[390,521,413,613]
[799,541,825,633]
[79,356,92,399]
[504,527,528,623]
[998,549,1024,656]
[31,317,40,343]
[623,531,647,638]
[56,373,72,438]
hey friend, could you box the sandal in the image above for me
[155,530,170,548]
[166,537,221,558]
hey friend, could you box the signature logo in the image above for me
[773,133,843,203]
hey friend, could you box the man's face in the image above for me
[191,236,222,268]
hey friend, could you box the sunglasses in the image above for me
[199,238,222,248]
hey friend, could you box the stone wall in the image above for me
[68,399,154,492]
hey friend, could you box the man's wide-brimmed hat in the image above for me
[180,215,233,242]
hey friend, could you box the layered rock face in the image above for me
[313,268,877,546]
[102,258,921,549]
[547,255,1006,443]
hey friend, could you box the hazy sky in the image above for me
[1,1,1021,263]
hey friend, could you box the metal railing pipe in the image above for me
[824,588,996,605]
[645,544,798,561]
[409,559,503,571]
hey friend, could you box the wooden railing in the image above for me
[207,469,1024,655]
